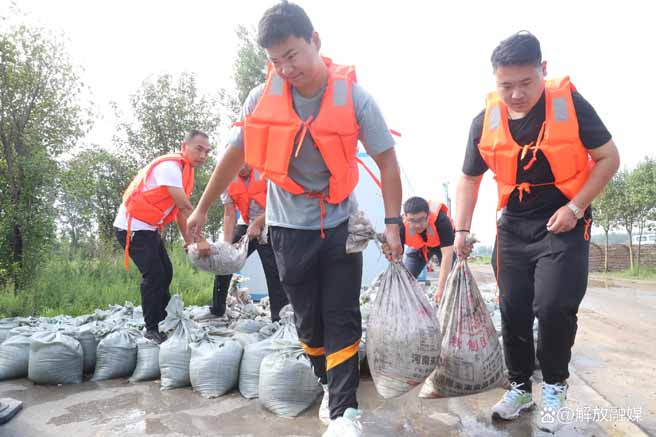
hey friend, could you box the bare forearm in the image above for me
[377,149,402,218]
[438,247,453,291]
[455,174,483,231]
[176,209,193,243]
[198,146,244,213]
[572,145,620,209]
[223,212,236,243]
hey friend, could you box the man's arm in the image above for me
[247,212,266,240]
[223,203,237,243]
[168,186,194,244]
[371,148,403,261]
[188,146,244,239]
[546,140,620,233]
[454,173,483,258]
[435,245,454,304]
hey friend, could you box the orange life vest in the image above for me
[404,203,451,264]
[478,76,591,210]
[121,153,194,270]
[227,171,267,224]
[243,57,360,205]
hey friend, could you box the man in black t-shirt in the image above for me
[454,32,619,433]
[397,197,455,303]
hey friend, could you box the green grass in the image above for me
[603,266,656,281]
[469,255,492,265]
[0,245,215,318]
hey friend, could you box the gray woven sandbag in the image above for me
[28,332,83,385]
[346,210,377,254]
[366,262,442,399]
[129,337,160,383]
[0,322,19,344]
[91,329,138,381]
[258,322,279,338]
[419,259,503,398]
[0,335,31,380]
[158,295,197,390]
[239,338,275,399]
[258,341,322,417]
[233,319,267,334]
[187,236,249,275]
[232,332,263,348]
[190,336,243,398]
[66,328,98,374]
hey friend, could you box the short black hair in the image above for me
[184,129,208,142]
[403,197,430,215]
[490,31,542,70]
[257,1,314,49]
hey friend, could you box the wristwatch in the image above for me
[566,202,584,220]
[384,216,403,225]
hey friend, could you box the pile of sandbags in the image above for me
[190,334,243,398]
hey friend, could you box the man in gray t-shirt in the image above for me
[188,3,403,432]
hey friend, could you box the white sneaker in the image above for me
[491,382,535,420]
[538,382,568,433]
[322,408,362,437]
[319,384,330,425]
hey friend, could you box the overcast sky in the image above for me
[3,0,653,244]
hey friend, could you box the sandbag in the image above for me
[239,316,298,399]
[419,259,504,398]
[231,332,263,348]
[190,336,243,398]
[129,337,160,383]
[66,328,98,374]
[258,342,322,417]
[159,295,197,390]
[233,319,267,334]
[0,322,19,344]
[28,331,83,385]
[366,262,442,399]
[0,335,31,380]
[92,329,138,381]
[346,210,377,254]
[187,236,249,275]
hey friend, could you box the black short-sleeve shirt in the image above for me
[400,210,455,248]
[462,90,612,219]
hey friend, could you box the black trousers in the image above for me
[404,246,443,278]
[212,224,288,322]
[269,221,362,420]
[492,214,589,391]
[115,228,172,331]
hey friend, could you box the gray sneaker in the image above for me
[538,382,568,433]
[492,382,535,420]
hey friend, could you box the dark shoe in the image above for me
[210,305,226,318]
[144,329,167,344]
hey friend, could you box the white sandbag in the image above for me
[187,236,249,275]
[28,331,83,385]
[0,335,31,380]
[190,336,243,398]
[233,319,267,334]
[159,295,197,390]
[258,342,322,417]
[419,259,504,398]
[239,316,298,399]
[366,262,442,399]
[231,332,263,348]
[129,337,160,383]
[92,329,138,381]
[0,322,19,344]
[346,210,377,254]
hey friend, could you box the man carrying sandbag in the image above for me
[207,164,288,322]
[400,196,455,304]
[114,130,212,344]
[187,2,403,434]
[454,31,619,432]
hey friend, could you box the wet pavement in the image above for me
[0,265,652,437]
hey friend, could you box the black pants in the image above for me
[404,246,442,278]
[212,225,288,322]
[115,228,172,331]
[492,214,589,391]
[269,221,362,420]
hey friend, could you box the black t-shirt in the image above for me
[400,210,455,248]
[462,90,612,218]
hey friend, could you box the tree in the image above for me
[592,175,621,272]
[614,168,641,271]
[629,157,656,273]
[0,22,88,290]
[114,73,223,245]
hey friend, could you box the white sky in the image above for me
[3,0,654,245]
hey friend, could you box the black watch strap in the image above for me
[384,216,403,225]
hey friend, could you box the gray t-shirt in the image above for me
[221,170,266,226]
[227,82,395,230]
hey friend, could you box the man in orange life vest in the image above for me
[399,196,455,304]
[114,130,212,344]
[454,32,619,433]
[209,164,289,322]
[188,2,403,434]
